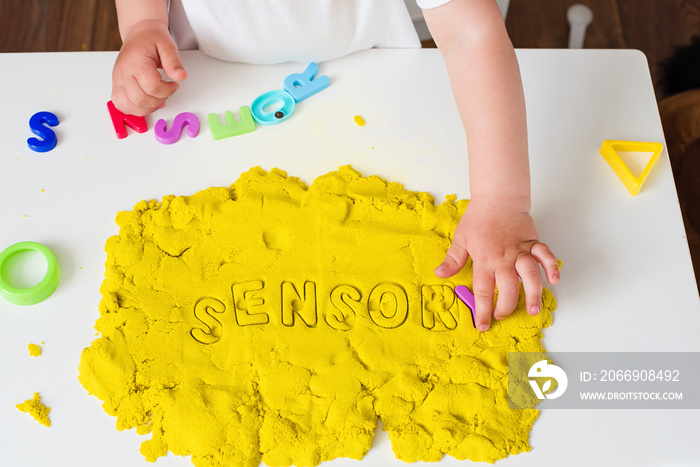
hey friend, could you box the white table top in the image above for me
[0,49,698,467]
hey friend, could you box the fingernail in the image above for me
[530,306,540,315]
[478,324,489,332]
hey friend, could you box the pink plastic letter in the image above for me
[107,101,148,139]
[154,112,200,144]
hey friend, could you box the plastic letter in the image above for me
[250,90,295,126]
[283,62,330,102]
[455,285,476,328]
[207,106,256,140]
[154,112,200,144]
[107,101,148,139]
[27,111,59,152]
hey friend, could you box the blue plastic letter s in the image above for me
[27,111,59,152]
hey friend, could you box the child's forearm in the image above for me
[424,0,531,209]
[115,0,170,40]
[425,0,560,328]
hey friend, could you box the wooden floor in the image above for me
[505,0,700,99]
[0,0,121,53]
[1,0,698,288]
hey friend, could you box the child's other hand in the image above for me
[434,196,560,331]
[112,20,187,116]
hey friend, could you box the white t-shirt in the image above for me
[169,0,452,64]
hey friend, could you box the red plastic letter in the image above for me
[107,101,148,139]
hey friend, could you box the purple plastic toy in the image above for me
[154,112,200,144]
[455,285,476,328]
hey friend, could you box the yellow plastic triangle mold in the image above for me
[599,140,664,196]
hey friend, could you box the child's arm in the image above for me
[423,0,560,331]
[111,0,187,116]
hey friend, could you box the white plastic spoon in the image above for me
[567,4,594,49]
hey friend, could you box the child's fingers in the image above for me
[135,63,181,100]
[112,85,156,117]
[472,265,494,331]
[434,241,469,278]
[493,265,519,320]
[157,41,187,82]
[515,252,543,315]
[115,65,179,116]
[531,242,560,284]
[122,79,166,114]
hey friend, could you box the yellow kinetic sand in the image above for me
[79,166,556,467]
[28,343,42,357]
[16,393,51,427]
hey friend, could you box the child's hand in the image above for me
[111,20,187,116]
[434,196,560,331]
